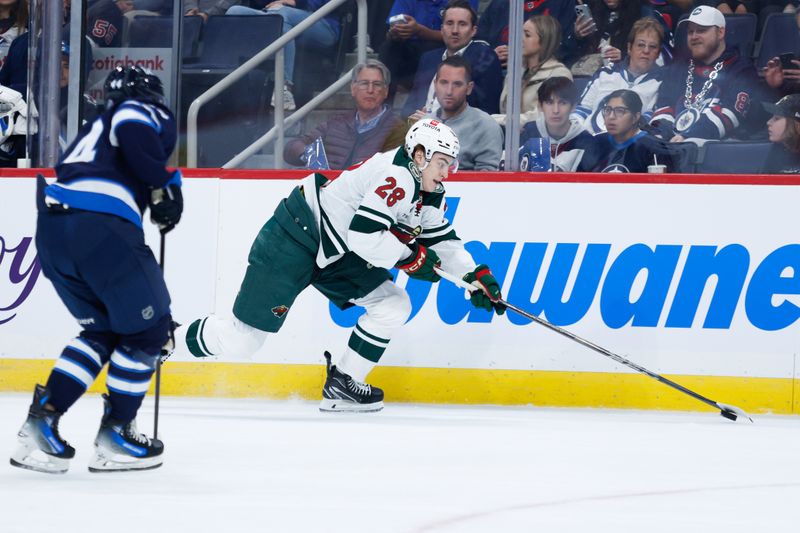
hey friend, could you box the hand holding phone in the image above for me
[780,53,798,70]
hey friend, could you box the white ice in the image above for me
[0,394,798,533]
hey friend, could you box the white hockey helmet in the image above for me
[404,118,460,170]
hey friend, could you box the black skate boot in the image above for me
[320,351,384,413]
[10,384,75,474]
[88,394,164,473]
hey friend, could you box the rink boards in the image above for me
[1,170,799,414]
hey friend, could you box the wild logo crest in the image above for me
[271,305,290,318]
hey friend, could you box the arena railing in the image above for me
[186,0,367,169]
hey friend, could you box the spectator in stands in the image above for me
[583,89,676,171]
[575,17,664,133]
[87,0,133,47]
[650,6,769,143]
[283,59,405,169]
[0,0,26,68]
[402,0,502,117]
[762,94,800,173]
[185,0,241,22]
[494,15,571,127]
[569,0,664,73]
[520,77,600,171]
[226,0,341,111]
[419,55,503,171]
[475,0,577,68]
[379,0,479,101]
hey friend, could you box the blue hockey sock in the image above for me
[46,337,107,413]
[105,347,157,423]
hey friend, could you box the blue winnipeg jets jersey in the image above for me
[46,99,178,228]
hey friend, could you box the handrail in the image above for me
[187,0,367,167]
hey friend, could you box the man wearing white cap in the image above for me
[650,6,768,143]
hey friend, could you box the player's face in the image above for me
[627,30,660,75]
[522,19,540,61]
[441,8,476,52]
[434,65,472,114]
[687,23,725,63]
[767,115,788,143]
[541,96,574,132]
[351,67,388,116]
[421,152,455,192]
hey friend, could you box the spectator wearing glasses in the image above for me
[574,17,665,134]
[762,94,800,174]
[283,60,404,170]
[520,77,600,171]
[583,89,675,172]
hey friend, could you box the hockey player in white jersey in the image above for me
[183,118,505,412]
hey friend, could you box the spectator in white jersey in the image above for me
[415,55,504,170]
[520,77,600,171]
[574,17,665,134]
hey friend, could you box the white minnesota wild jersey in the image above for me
[301,147,475,276]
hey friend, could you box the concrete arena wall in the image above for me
[1,169,798,414]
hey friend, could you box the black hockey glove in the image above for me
[150,184,183,234]
[396,242,441,282]
[463,265,506,315]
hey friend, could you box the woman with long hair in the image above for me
[583,88,675,172]
[0,0,26,66]
[762,94,800,174]
[494,15,572,126]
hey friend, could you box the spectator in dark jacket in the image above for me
[284,59,405,169]
[87,0,133,47]
[583,89,675,172]
[762,94,800,174]
[379,0,480,101]
[402,0,502,117]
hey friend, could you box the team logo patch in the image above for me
[602,164,630,173]
[271,305,290,319]
[141,305,154,320]
[691,7,702,15]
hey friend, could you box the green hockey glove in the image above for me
[463,265,506,315]
[396,242,441,282]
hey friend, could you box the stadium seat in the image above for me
[673,14,757,60]
[129,16,202,60]
[183,14,284,73]
[573,77,591,97]
[695,141,772,174]
[756,13,800,69]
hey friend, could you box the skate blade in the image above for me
[9,445,70,475]
[88,451,163,473]
[319,398,384,413]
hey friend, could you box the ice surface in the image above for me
[1,394,798,532]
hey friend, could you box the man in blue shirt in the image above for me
[9,67,183,475]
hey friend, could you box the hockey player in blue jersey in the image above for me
[9,66,183,474]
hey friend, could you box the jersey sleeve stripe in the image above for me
[349,214,389,234]
[419,230,459,247]
[421,223,452,238]
[356,205,395,227]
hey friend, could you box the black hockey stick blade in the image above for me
[717,402,754,423]
[435,267,755,423]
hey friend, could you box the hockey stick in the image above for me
[154,231,165,439]
[434,267,753,423]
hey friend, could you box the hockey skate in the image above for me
[88,395,164,473]
[320,351,384,413]
[10,384,75,474]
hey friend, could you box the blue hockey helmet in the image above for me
[104,66,165,106]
